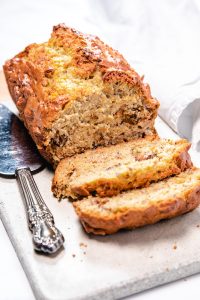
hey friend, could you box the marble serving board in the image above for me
[1,71,200,300]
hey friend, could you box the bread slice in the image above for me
[3,24,159,167]
[73,168,200,235]
[52,137,192,199]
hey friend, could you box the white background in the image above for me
[1,0,200,299]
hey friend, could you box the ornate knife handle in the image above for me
[16,168,64,254]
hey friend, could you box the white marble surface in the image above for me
[1,0,200,299]
[1,215,200,300]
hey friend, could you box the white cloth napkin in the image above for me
[1,0,200,148]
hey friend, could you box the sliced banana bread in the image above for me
[3,24,159,166]
[73,168,200,235]
[52,137,192,199]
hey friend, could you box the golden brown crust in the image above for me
[3,24,159,165]
[73,169,200,235]
[3,45,71,162]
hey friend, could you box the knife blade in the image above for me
[0,103,44,175]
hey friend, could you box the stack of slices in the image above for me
[52,137,200,235]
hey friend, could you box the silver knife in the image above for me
[0,104,64,254]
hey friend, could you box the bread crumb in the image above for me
[79,242,87,248]
[173,244,177,250]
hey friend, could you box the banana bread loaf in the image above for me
[52,137,192,199]
[73,168,200,235]
[3,24,159,166]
